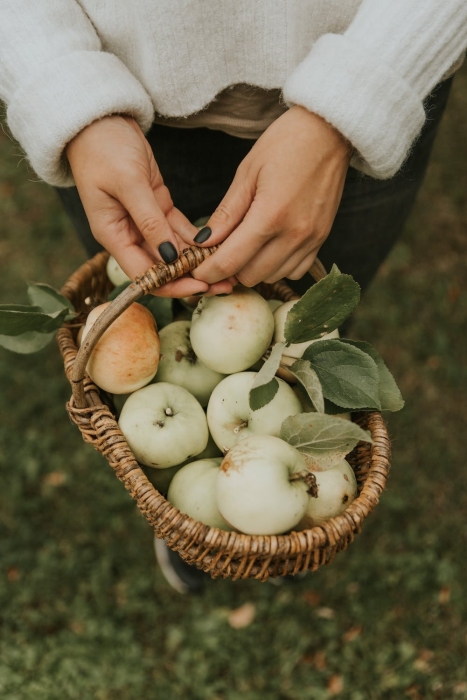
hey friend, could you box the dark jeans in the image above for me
[57,77,452,296]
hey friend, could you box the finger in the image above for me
[190,165,255,247]
[192,201,273,284]
[151,276,209,298]
[118,179,180,264]
[263,251,318,284]
[166,206,199,244]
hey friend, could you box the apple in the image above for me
[267,299,283,314]
[143,432,222,496]
[167,458,231,530]
[297,458,358,528]
[216,435,309,535]
[153,320,226,406]
[81,301,160,394]
[106,255,131,286]
[190,286,275,374]
[118,382,209,468]
[207,371,302,451]
[273,299,340,368]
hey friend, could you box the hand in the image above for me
[184,106,352,287]
[66,116,235,297]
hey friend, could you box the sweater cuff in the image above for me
[283,34,426,180]
[7,51,155,187]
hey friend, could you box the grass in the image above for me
[1,68,467,699]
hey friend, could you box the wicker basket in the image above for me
[57,246,391,581]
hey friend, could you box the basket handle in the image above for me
[71,244,327,408]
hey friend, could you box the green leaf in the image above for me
[139,296,173,330]
[288,359,325,413]
[0,330,56,354]
[0,306,69,336]
[302,339,381,410]
[249,342,285,411]
[280,412,373,470]
[284,265,360,345]
[27,282,75,314]
[340,339,404,412]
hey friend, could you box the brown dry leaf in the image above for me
[413,649,434,673]
[342,625,362,643]
[227,602,256,629]
[405,685,423,699]
[42,471,67,487]
[438,586,451,604]
[454,682,467,694]
[302,590,321,606]
[313,651,327,670]
[7,566,20,582]
[69,621,85,635]
[315,607,335,619]
[327,674,344,695]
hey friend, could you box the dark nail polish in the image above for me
[194,226,212,244]
[158,241,178,264]
[216,293,231,297]
[193,292,204,296]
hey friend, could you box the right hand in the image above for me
[66,115,235,297]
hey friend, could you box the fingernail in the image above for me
[194,226,212,244]
[216,293,231,297]
[193,292,204,296]
[158,241,178,263]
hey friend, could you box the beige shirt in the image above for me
[153,83,288,139]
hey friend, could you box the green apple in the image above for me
[190,286,275,374]
[216,435,309,535]
[118,382,209,468]
[298,459,358,528]
[153,320,226,406]
[168,458,231,530]
[207,371,302,451]
[106,256,131,286]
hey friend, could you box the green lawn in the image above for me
[1,69,467,700]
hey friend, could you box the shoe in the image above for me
[154,535,208,594]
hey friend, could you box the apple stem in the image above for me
[290,470,318,498]
[165,407,174,417]
[233,421,248,434]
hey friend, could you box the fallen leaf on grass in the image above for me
[327,674,344,695]
[227,602,256,629]
[42,471,67,487]
[438,586,451,604]
[315,606,335,619]
[302,590,321,606]
[342,625,362,643]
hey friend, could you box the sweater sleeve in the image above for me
[0,2,154,186]
[283,0,467,179]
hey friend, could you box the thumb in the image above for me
[193,167,254,247]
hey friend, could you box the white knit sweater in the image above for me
[1,1,467,186]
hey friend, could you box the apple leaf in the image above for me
[27,282,75,315]
[139,296,173,330]
[340,339,404,412]
[0,330,56,354]
[249,342,285,411]
[280,412,373,470]
[0,305,70,336]
[288,359,325,413]
[284,265,360,345]
[302,340,381,410]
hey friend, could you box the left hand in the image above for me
[182,106,352,287]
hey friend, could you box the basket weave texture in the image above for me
[57,248,391,581]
